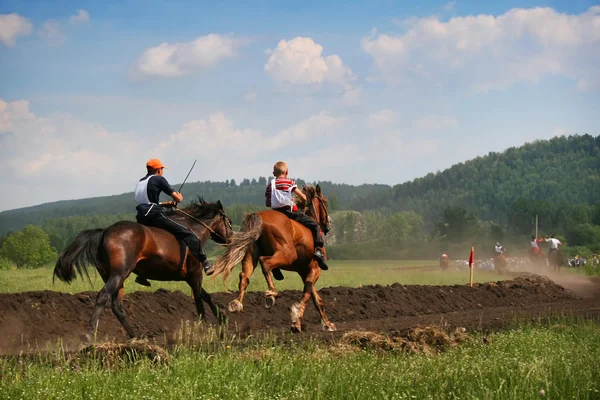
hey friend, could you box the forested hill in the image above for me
[349,134,600,225]
[0,134,597,236]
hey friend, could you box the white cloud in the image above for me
[362,6,600,91]
[413,115,458,131]
[70,9,90,25]
[267,111,346,150]
[133,34,247,78]
[39,20,65,46]
[0,13,33,46]
[157,111,346,159]
[0,99,35,132]
[366,109,397,130]
[342,87,362,106]
[265,37,355,89]
[0,98,140,184]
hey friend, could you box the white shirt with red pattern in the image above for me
[265,177,298,211]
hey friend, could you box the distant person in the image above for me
[265,161,327,269]
[134,158,214,286]
[494,242,505,255]
[439,253,449,269]
[544,235,562,255]
[530,235,543,255]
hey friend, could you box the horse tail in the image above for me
[53,229,105,284]
[213,213,262,282]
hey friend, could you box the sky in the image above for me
[0,0,599,212]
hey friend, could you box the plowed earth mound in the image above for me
[1,275,600,354]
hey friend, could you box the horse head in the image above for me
[301,184,332,235]
[185,197,233,244]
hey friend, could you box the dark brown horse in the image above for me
[548,249,566,272]
[212,185,335,332]
[53,198,233,342]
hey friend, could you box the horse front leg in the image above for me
[228,249,257,313]
[290,263,320,333]
[309,270,337,332]
[186,270,207,320]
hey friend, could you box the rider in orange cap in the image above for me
[133,159,214,286]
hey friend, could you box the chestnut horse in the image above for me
[53,198,233,342]
[212,185,335,332]
[494,253,507,273]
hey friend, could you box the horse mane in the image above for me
[169,196,221,220]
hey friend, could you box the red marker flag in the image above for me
[468,247,475,287]
[468,247,474,267]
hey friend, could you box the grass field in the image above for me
[0,260,513,294]
[1,319,599,399]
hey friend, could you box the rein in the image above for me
[174,208,229,244]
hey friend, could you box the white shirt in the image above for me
[495,245,504,253]
[530,240,539,248]
[545,238,561,249]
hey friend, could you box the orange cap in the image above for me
[146,158,167,169]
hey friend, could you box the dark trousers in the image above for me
[137,212,207,264]
[275,208,324,249]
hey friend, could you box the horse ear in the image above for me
[217,200,223,210]
[316,184,322,196]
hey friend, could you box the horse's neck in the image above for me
[175,213,212,243]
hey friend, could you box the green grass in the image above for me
[1,319,599,399]
[0,260,511,294]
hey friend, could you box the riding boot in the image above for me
[313,247,329,270]
[135,275,152,287]
[184,237,214,275]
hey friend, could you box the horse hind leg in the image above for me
[229,247,258,313]
[259,249,296,309]
[86,275,122,343]
[111,285,135,338]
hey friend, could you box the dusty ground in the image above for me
[1,272,600,355]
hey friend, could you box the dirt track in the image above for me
[1,274,600,355]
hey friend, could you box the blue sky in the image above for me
[0,0,599,211]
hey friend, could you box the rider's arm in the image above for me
[155,176,182,203]
[170,192,183,203]
[292,187,307,203]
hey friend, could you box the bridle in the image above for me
[306,193,331,235]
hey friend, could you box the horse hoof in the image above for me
[265,295,276,309]
[228,300,243,313]
[322,322,337,332]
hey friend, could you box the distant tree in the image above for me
[0,225,57,268]
[250,178,258,185]
[328,193,340,212]
[258,176,267,186]
[490,223,505,241]
[438,207,479,242]
[229,179,237,187]
[240,178,251,187]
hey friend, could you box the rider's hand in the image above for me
[161,200,178,207]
